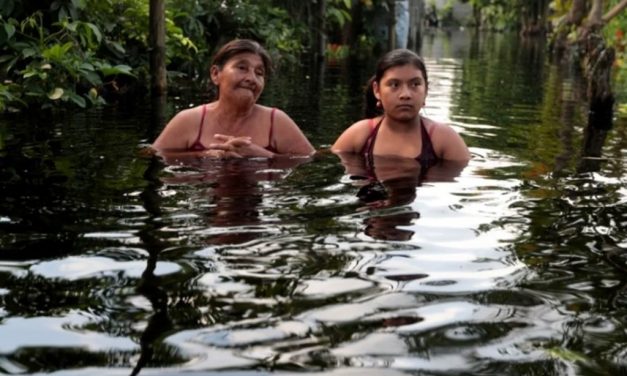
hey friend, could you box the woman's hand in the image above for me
[207,134,274,158]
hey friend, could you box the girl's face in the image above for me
[373,64,427,122]
[211,53,266,104]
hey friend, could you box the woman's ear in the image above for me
[210,65,220,85]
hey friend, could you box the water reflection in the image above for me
[158,155,311,246]
[336,153,466,241]
[0,29,626,375]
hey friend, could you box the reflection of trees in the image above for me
[453,32,547,157]
[130,154,305,374]
[452,31,623,176]
[438,30,626,318]
[131,155,171,376]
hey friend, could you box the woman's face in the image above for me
[373,64,427,122]
[211,52,266,104]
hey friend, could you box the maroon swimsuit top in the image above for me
[360,116,439,168]
[188,105,278,153]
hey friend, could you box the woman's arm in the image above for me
[152,108,199,152]
[272,109,315,156]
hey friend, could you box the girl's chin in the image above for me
[389,112,418,122]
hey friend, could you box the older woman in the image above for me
[153,39,314,158]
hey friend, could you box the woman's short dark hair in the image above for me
[365,49,428,118]
[209,39,273,100]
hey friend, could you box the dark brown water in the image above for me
[1,30,626,375]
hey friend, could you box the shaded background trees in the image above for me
[0,0,624,114]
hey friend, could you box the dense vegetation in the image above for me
[0,0,624,113]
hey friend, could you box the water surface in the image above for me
[1,30,626,375]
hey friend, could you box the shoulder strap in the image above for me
[268,108,277,148]
[418,117,438,166]
[360,116,384,156]
[193,104,208,145]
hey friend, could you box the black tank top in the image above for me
[360,116,439,168]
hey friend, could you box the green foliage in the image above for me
[466,0,525,29]
[0,2,141,111]
[602,0,627,106]
[218,1,307,63]
[165,0,308,82]
[326,0,352,28]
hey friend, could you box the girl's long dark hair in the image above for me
[364,49,428,118]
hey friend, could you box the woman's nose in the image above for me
[245,69,262,83]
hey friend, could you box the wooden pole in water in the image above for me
[388,0,396,50]
[149,0,167,96]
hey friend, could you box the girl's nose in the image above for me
[399,85,412,98]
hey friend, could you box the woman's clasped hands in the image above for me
[204,133,274,159]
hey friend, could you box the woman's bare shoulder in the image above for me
[172,105,205,123]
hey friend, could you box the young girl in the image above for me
[332,49,470,165]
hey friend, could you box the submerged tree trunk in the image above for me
[520,0,550,36]
[149,0,166,96]
[548,0,625,169]
[387,0,396,50]
[577,1,622,169]
[579,41,613,173]
[550,0,587,54]
[407,0,424,51]
[309,0,327,63]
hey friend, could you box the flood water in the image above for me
[1,30,626,375]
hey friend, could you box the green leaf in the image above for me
[80,70,102,86]
[3,23,15,39]
[79,62,95,71]
[22,47,37,58]
[100,64,135,77]
[22,70,38,78]
[65,21,77,32]
[547,347,589,363]
[71,0,86,10]
[68,91,86,108]
[86,23,102,44]
[42,42,73,61]
[48,87,64,100]
[108,41,125,54]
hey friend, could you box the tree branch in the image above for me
[587,0,604,28]
[603,0,627,23]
